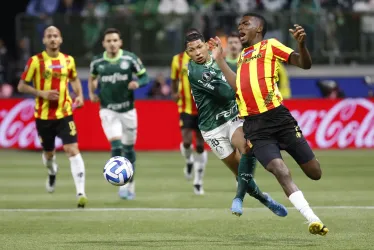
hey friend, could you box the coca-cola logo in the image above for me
[291,99,374,148]
[0,99,62,149]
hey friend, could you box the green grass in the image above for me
[0,149,373,249]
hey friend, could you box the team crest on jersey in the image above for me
[43,70,52,79]
[120,61,129,70]
[202,72,212,82]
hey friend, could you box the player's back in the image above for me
[188,59,237,132]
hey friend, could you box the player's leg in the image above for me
[180,113,195,180]
[35,119,58,193]
[229,123,287,217]
[119,109,137,200]
[193,129,207,195]
[57,116,87,208]
[99,109,123,157]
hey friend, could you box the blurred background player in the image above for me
[185,31,287,216]
[225,32,242,72]
[211,13,328,236]
[170,28,207,195]
[17,26,87,208]
[88,28,149,200]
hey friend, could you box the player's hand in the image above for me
[172,93,179,103]
[74,95,84,108]
[39,90,59,101]
[208,36,224,60]
[128,81,139,90]
[89,93,100,103]
[289,24,306,45]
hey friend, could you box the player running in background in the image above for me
[170,29,207,195]
[185,31,287,217]
[18,26,87,208]
[88,28,149,200]
[210,13,328,235]
[225,32,242,72]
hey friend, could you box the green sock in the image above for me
[123,144,136,183]
[110,140,122,157]
[234,154,251,201]
[243,154,267,203]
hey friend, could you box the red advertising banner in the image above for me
[0,98,373,150]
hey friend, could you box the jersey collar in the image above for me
[103,49,123,62]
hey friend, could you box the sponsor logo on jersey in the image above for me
[48,64,64,69]
[101,73,129,83]
[215,105,238,120]
[120,61,129,70]
[107,101,130,110]
[243,49,255,57]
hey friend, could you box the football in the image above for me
[103,156,134,186]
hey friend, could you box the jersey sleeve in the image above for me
[68,56,78,80]
[130,53,146,76]
[170,55,180,80]
[90,58,98,77]
[270,39,294,63]
[21,57,37,82]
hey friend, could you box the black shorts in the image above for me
[35,115,78,151]
[180,113,199,130]
[243,105,315,167]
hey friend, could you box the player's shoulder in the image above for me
[122,50,139,59]
[267,38,284,46]
[90,53,105,65]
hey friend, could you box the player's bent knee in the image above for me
[196,145,205,153]
[302,159,322,180]
[266,159,290,178]
[63,143,80,157]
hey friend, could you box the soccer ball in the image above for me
[103,156,134,186]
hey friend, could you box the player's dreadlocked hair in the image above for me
[243,13,268,37]
[185,31,205,49]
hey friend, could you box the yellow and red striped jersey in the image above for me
[236,39,294,116]
[170,52,198,115]
[21,51,77,120]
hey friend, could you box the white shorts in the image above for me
[201,116,243,159]
[99,108,137,145]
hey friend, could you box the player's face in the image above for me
[43,29,62,50]
[227,37,242,55]
[238,16,262,47]
[186,39,209,64]
[103,33,122,54]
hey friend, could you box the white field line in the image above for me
[0,206,373,212]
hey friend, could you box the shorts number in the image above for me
[209,139,220,147]
[69,121,77,136]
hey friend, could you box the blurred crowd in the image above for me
[1,0,374,98]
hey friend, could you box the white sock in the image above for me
[193,151,207,186]
[289,190,321,223]
[69,153,86,196]
[42,154,57,175]
[180,142,193,164]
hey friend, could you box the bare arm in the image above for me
[17,80,59,100]
[288,24,312,69]
[88,75,100,102]
[208,37,237,91]
[70,77,84,107]
[171,79,180,102]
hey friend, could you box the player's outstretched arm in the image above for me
[288,24,312,69]
[88,75,99,102]
[208,36,237,91]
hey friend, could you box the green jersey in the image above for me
[90,49,147,113]
[226,56,238,72]
[188,58,238,132]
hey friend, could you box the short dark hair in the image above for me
[227,32,240,40]
[185,28,200,36]
[185,32,205,49]
[243,13,267,37]
[103,28,121,38]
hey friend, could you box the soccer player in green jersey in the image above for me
[225,32,242,72]
[185,31,287,217]
[88,28,149,200]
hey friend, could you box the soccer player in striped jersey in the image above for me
[170,28,207,195]
[210,14,328,235]
[17,26,87,208]
[88,28,149,200]
[185,31,287,217]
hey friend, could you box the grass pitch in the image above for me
[0,149,373,249]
